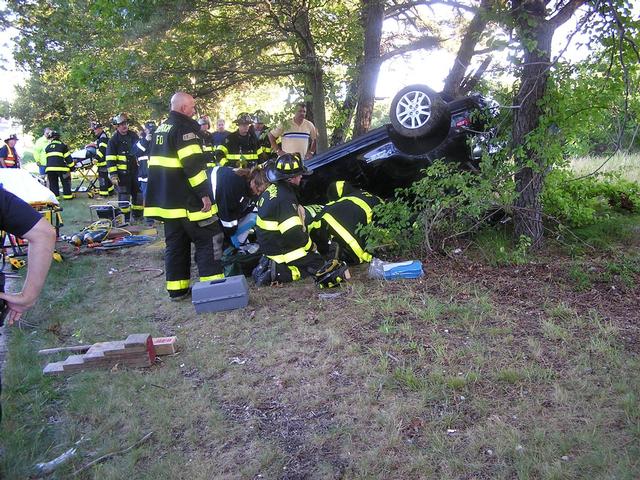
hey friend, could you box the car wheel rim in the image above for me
[395,90,432,129]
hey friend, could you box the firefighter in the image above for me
[197,115,216,169]
[106,113,143,223]
[253,110,274,163]
[133,121,156,204]
[211,165,269,247]
[252,153,324,286]
[90,121,114,196]
[215,112,259,168]
[0,134,20,168]
[44,130,74,200]
[144,92,224,301]
[308,180,382,264]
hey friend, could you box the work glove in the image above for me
[109,175,119,186]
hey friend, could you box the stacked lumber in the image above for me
[43,334,156,376]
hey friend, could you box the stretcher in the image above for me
[71,147,100,197]
[0,169,64,271]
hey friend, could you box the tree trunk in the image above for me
[353,0,384,138]
[511,0,554,249]
[293,5,328,153]
[442,0,492,99]
[330,77,360,146]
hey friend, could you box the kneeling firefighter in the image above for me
[308,180,382,265]
[252,153,325,286]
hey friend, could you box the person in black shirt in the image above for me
[0,187,56,325]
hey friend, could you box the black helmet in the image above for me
[266,153,312,182]
[253,109,268,124]
[47,130,60,140]
[89,121,103,131]
[111,113,129,125]
[4,133,18,142]
[144,121,157,132]
[326,180,357,202]
[314,259,350,289]
[197,115,211,127]
[234,112,253,125]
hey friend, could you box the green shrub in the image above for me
[361,157,515,255]
[542,168,640,227]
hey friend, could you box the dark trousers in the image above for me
[98,167,114,196]
[47,171,72,199]
[115,173,143,221]
[272,252,324,283]
[164,218,224,297]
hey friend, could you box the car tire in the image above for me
[390,84,449,139]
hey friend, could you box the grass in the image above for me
[1,197,639,478]
[571,152,640,183]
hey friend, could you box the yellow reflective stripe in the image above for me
[62,194,74,199]
[227,153,258,159]
[329,196,373,223]
[256,216,279,231]
[106,155,117,161]
[307,219,322,233]
[131,205,144,211]
[144,207,187,218]
[167,280,190,291]
[149,156,181,168]
[200,273,225,282]
[279,215,302,233]
[267,238,312,264]
[217,145,229,155]
[336,181,345,198]
[206,162,216,168]
[188,170,207,188]
[177,144,202,160]
[64,151,71,158]
[288,265,301,281]
[45,167,70,172]
[108,167,118,173]
[46,152,64,157]
[202,145,213,152]
[186,208,216,221]
[116,155,127,160]
[117,165,128,170]
[256,215,302,233]
[323,213,371,263]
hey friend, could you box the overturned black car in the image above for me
[300,84,496,203]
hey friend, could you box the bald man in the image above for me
[144,92,224,301]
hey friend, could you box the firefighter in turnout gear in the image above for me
[106,113,142,222]
[44,130,74,200]
[308,181,382,264]
[144,92,224,300]
[215,112,259,168]
[252,153,324,286]
[197,116,216,170]
[90,121,114,196]
[253,110,274,163]
[133,121,156,203]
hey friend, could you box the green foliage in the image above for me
[361,157,516,255]
[542,168,640,228]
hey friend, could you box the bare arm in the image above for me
[0,218,56,324]
[268,132,283,156]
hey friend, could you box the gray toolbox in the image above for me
[192,275,249,313]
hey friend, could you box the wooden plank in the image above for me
[38,345,92,356]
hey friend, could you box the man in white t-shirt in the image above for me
[269,103,317,161]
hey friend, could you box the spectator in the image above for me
[0,134,20,168]
[33,127,52,177]
[269,103,317,161]
[0,187,56,325]
[211,118,230,147]
[144,92,224,300]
